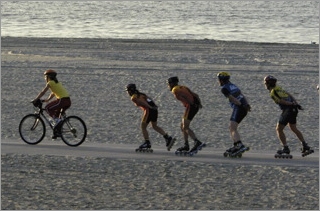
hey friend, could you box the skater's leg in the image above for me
[229,121,240,142]
[276,123,287,146]
[141,122,150,141]
[151,121,166,136]
[151,121,175,149]
[288,123,305,143]
[182,118,198,141]
[180,121,189,144]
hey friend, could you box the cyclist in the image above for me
[217,72,251,155]
[264,75,311,155]
[126,84,175,151]
[167,76,204,153]
[32,69,71,130]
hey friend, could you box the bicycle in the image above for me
[19,99,87,147]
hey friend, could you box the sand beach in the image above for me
[1,37,319,209]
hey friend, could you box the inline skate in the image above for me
[135,141,153,153]
[301,142,314,157]
[165,136,176,151]
[224,141,250,158]
[175,144,190,156]
[274,145,292,159]
[189,141,206,156]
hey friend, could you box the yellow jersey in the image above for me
[48,80,69,99]
[270,85,293,110]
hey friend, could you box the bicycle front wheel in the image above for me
[19,114,46,145]
[60,116,87,147]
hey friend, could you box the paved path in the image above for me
[1,139,318,168]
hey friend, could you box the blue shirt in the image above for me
[221,82,247,108]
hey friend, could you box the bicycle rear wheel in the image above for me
[59,116,87,146]
[19,114,46,145]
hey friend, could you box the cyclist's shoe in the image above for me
[52,132,61,139]
[53,120,63,130]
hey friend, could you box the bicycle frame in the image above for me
[20,99,87,146]
[33,106,55,130]
[32,101,66,131]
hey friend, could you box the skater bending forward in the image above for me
[264,75,312,156]
[126,84,175,151]
[217,72,251,155]
[167,76,204,153]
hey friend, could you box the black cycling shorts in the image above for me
[278,108,298,125]
[230,106,247,124]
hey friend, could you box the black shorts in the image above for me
[184,104,199,121]
[278,108,298,125]
[230,106,247,124]
[143,108,158,124]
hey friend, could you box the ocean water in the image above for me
[1,1,319,44]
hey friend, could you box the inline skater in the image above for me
[264,75,313,157]
[126,84,175,152]
[217,72,251,157]
[167,76,205,155]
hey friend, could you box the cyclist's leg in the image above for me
[45,100,60,118]
[59,98,71,117]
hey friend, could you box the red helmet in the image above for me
[44,69,57,77]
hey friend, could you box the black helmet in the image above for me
[44,69,57,77]
[167,76,179,84]
[217,72,230,82]
[264,75,277,87]
[126,83,136,92]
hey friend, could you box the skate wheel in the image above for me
[275,154,279,158]
[223,152,228,157]
[237,154,242,158]
[188,152,194,156]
